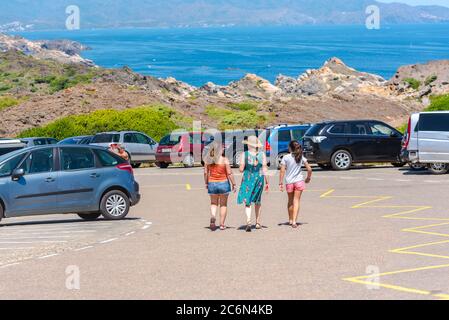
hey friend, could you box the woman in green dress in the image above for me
[237,136,269,232]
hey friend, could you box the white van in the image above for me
[402,111,449,174]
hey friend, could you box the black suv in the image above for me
[303,120,404,170]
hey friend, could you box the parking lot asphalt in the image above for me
[0,165,449,300]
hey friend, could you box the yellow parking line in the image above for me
[186,184,192,191]
[320,188,449,298]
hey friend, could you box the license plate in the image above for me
[162,149,172,153]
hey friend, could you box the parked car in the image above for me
[156,131,214,168]
[91,131,158,168]
[21,137,59,147]
[303,120,404,170]
[401,111,449,174]
[0,139,27,157]
[258,124,313,169]
[58,135,93,145]
[221,130,262,168]
[0,145,140,222]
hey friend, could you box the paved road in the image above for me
[0,165,448,300]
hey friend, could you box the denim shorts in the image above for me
[208,181,231,195]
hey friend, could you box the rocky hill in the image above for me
[1,34,447,137]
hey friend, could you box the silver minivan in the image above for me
[402,111,449,174]
[91,131,158,168]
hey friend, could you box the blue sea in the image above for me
[15,24,449,87]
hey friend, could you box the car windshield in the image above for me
[305,124,325,136]
[0,148,25,164]
[159,134,182,146]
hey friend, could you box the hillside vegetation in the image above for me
[18,105,188,141]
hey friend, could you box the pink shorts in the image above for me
[286,181,306,193]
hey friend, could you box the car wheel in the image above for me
[233,151,244,168]
[157,162,169,169]
[100,190,130,220]
[183,154,195,168]
[276,153,288,170]
[78,213,101,221]
[331,150,352,171]
[392,162,406,168]
[0,203,3,223]
[428,163,449,175]
[131,163,142,169]
[409,163,427,171]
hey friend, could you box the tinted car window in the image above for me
[369,123,395,136]
[47,138,59,145]
[19,149,54,174]
[329,124,346,134]
[92,134,120,143]
[61,148,95,171]
[348,123,368,135]
[278,130,291,142]
[0,154,25,177]
[419,114,449,132]
[135,133,150,144]
[79,137,92,145]
[34,139,48,146]
[160,134,182,146]
[0,147,24,156]
[124,133,137,143]
[94,149,125,167]
[305,124,326,136]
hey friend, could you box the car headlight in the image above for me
[311,136,327,143]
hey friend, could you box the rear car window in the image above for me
[92,134,120,143]
[159,134,182,146]
[278,130,292,142]
[0,147,24,156]
[419,114,449,132]
[305,124,325,136]
[329,124,346,134]
[61,148,95,171]
[94,149,125,167]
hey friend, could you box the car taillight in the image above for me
[311,136,327,143]
[403,117,411,149]
[116,163,134,175]
[265,141,271,152]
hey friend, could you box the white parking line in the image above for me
[38,254,59,259]
[0,263,21,269]
[100,238,118,244]
[125,231,135,236]
[367,178,385,181]
[74,246,94,252]
[0,247,35,250]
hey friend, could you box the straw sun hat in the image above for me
[243,136,263,148]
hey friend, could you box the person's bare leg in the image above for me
[255,204,262,228]
[287,192,294,225]
[292,190,303,227]
[210,195,219,229]
[219,194,229,228]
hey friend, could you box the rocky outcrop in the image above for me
[0,33,94,66]
[389,60,449,98]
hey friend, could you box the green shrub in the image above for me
[205,105,232,120]
[0,96,19,111]
[425,94,449,111]
[18,105,182,141]
[219,110,267,130]
[424,75,438,86]
[227,101,258,111]
[404,78,421,90]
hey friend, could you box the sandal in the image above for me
[255,223,262,230]
[210,218,216,231]
[245,224,252,232]
[220,225,226,231]
[292,223,298,229]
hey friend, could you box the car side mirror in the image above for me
[11,168,24,181]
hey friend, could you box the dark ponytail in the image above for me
[289,140,303,164]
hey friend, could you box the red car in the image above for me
[156,132,216,168]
